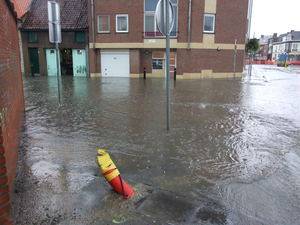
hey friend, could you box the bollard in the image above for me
[143,67,146,79]
[174,68,177,81]
[96,149,134,199]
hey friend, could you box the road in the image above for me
[12,65,300,225]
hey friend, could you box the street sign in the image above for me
[48,1,61,43]
[155,0,175,36]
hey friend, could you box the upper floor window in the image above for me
[28,32,38,43]
[116,14,129,33]
[203,14,215,33]
[75,32,85,43]
[144,0,177,38]
[292,43,299,51]
[98,15,110,33]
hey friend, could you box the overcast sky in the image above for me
[251,0,300,38]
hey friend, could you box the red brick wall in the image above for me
[130,49,141,74]
[93,0,144,43]
[215,0,248,44]
[177,0,205,43]
[90,0,248,44]
[0,1,24,224]
[177,49,245,74]
[21,31,88,76]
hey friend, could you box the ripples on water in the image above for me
[12,66,300,224]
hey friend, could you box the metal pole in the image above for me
[55,42,61,105]
[187,0,192,49]
[233,39,237,78]
[249,52,253,76]
[165,0,170,131]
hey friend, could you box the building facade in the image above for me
[0,1,24,224]
[21,0,89,77]
[88,0,250,79]
[269,31,300,63]
[257,35,272,60]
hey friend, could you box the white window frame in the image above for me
[97,15,110,33]
[116,14,129,33]
[203,14,215,34]
[292,43,298,51]
[152,58,164,70]
[144,12,157,35]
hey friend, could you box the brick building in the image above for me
[0,0,24,224]
[21,0,89,77]
[88,0,250,78]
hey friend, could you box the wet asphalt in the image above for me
[11,65,300,225]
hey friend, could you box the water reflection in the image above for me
[12,66,300,224]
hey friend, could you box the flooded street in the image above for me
[12,65,300,225]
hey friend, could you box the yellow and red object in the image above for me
[96,149,134,199]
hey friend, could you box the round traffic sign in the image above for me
[155,0,175,36]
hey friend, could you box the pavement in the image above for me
[11,65,300,225]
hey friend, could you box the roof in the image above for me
[11,0,32,18]
[22,0,88,31]
[291,31,300,41]
[259,35,272,45]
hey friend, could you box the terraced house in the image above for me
[88,0,251,78]
[21,0,89,77]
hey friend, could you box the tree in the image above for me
[246,38,259,54]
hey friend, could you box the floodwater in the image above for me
[12,65,300,225]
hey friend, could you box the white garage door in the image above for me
[101,50,130,77]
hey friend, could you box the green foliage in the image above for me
[246,38,259,53]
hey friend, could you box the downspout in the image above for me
[247,0,253,39]
[187,0,192,49]
[91,0,95,48]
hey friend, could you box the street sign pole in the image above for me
[48,1,62,105]
[55,42,61,105]
[233,39,237,78]
[156,0,174,131]
[165,0,170,131]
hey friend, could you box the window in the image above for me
[144,0,178,37]
[116,14,128,33]
[203,14,215,33]
[292,43,299,51]
[152,59,163,69]
[75,32,85,43]
[28,32,38,43]
[98,15,110,33]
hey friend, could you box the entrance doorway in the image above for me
[60,48,73,76]
[28,48,40,76]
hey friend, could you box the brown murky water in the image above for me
[12,65,300,225]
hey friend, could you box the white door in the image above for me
[72,49,87,77]
[46,49,58,76]
[101,51,130,77]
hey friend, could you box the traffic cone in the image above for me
[96,149,134,199]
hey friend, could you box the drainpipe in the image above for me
[91,0,95,48]
[187,0,192,49]
[247,0,253,39]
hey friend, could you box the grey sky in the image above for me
[251,0,300,38]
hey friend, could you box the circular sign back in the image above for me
[155,0,175,36]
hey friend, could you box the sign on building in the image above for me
[48,1,61,43]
